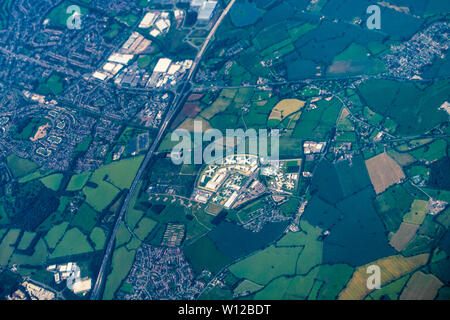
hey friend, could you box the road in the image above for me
[192,74,450,92]
[90,1,236,300]
[0,47,81,78]
[24,277,66,300]
[187,0,236,80]
[90,90,184,299]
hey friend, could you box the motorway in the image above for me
[90,0,237,300]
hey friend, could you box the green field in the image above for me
[44,222,69,249]
[366,275,410,300]
[0,0,12,30]
[374,184,415,232]
[10,239,49,267]
[125,182,145,230]
[184,235,232,274]
[233,279,264,297]
[410,140,447,162]
[17,231,36,250]
[357,80,449,135]
[47,1,89,28]
[10,117,49,140]
[18,170,48,184]
[115,222,132,248]
[36,74,64,96]
[40,174,64,191]
[403,200,429,225]
[328,43,386,76]
[103,246,137,300]
[83,156,144,211]
[104,23,122,40]
[70,203,98,234]
[117,13,139,26]
[0,229,20,266]
[133,217,157,240]
[89,227,106,250]
[66,172,91,191]
[229,245,304,285]
[253,264,353,300]
[292,97,341,141]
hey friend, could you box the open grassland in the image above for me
[374,184,414,232]
[0,0,12,30]
[357,80,450,136]
[50,227,93,259]
[366,152,406,194]
[83,181,119,212]
[0,229,20,266]
[177,117,212,132]
[229,245,304,285]
[339,254,429,300]
[89,155,143,189]
[267,99,305,126]
[399,271,443,300]
[366,275,409,300]
[7,154,39,178]
[200,91,235,120]
[115,222,131,248]
[89,227,106,251]
[328,43,386,76]
[83,156,143,211]
[276,220,323,275]
[253,264,353,300]
[125,182,145,230]
[133,217,157,239]
[403,200,428,225]
[336,108,354,131]
[44,222,68,249]
[70,203,98,234]
[36,75,64,96]
[47,1,89,27]
[17,231,36,250]
[40,174,63,191]
[103,246,137,300]
[387,149,416,167]
[233,279,264,297]
[17,170,48,184]
[10,239,49,267]
[410,139,447,162]
[184,235,232,275]
[291,97,341,141]
[66,172,91,191]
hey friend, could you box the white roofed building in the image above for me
[139,12,157,28]
[155,18,170,32]
[198,1,218,22]
[153,58,172,73]
[107,53,134,65]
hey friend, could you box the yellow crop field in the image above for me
[339,253,429,300]
[268,99,305,122]
[178,117,212,132]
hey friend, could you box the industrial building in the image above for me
[190,0,218,22]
